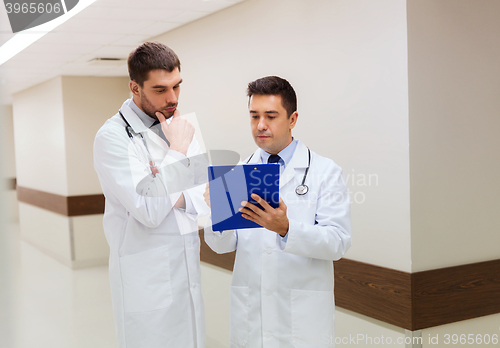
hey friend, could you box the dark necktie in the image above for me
[150,121,170,146]
[268,154,281,164]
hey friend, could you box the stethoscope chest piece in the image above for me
[295,184,309,195]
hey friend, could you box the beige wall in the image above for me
[154,0,412,272]
[0,104,15,347]
[13,76,129,196]
[1,105,16,179]
[61,76,129,195]
[406,0,500,342]
[421,313,500,348]
[13,78,67,195]
[0,105,18,222]
[12,76,129,268]
[335,308,406,347]
[18,203,73,264]
[201,262,232,348]
[408,0,500,272]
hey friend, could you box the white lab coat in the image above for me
[205,140,352,348]
[94,100,209,348]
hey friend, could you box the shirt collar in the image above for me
[127,98,157,128]
[260,138,298,166]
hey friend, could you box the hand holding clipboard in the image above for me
[207,164,280,231]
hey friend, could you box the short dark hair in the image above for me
[127,42,181,87]
[247,76,297,117]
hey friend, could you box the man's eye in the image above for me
[268,116,275,119]
[173,85,180,89]
[157,90,165,93]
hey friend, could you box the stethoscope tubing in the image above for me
[246,148,311,195]
[119,109,156,172]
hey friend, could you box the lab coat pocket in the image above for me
[119,246,173,313]
[291,289,334,347]
[230,286,249,347]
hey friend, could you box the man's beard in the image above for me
[139,91,177,120]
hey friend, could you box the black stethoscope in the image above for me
[120,109,157,172]
[246,148,311,195]
[120,110,137,140]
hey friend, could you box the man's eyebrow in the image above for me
[249,110,279,114]
[152,79,183,89]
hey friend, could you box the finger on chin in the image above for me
[156,112,166,122]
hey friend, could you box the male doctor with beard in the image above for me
[94,42,209,348]
[204,76,352,347]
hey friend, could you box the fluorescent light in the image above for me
[0,0,98,66]
[0,32,44,66]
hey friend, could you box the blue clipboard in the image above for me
[208,164,280,231]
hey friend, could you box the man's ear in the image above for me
[289,111,299,130]
[129,80,140,96]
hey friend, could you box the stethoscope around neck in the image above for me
[119,109,156,169]
[246,148,311,195]
[119,110,138,140]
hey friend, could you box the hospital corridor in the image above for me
[1,221,117,348]
[1,0,500,347]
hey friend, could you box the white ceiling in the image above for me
[0,0,245,104]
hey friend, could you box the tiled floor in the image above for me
[0,222,228,348]
[0,222,118,348]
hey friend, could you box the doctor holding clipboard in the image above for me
[204,76,352,348]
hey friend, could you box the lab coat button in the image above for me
[266,248,272,254]
[264,332,272,338]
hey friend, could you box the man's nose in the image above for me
[165,89,177,105]
[257,117,267,130]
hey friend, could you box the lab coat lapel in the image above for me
[245,148,264,164]
[119,101,148,134]
[280,140,309,189]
